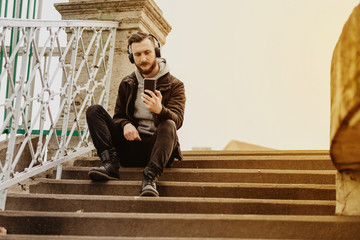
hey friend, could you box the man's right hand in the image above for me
[123,123,142,141]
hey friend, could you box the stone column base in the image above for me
[336,170,360,215]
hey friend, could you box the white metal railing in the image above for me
[0,19,118,210]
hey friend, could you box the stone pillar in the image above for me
[330,3,360,216]
[55,0,172,114]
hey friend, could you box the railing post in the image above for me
[56,26,80,179]
[0,25,32,210]
[103,27,116,110]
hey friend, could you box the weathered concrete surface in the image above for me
[29,178,335,200]
[1,211,360,239]
[3,150,360,238]
[330,3,360,215]
[6,193,335,215]
[74,151,334,170]
[58,167,336,184]
[0,235,244,240]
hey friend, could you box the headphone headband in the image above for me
[148,33,161,48]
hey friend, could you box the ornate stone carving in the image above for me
[55,0,171,45]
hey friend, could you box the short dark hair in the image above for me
[128,32,156,49]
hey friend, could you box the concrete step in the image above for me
[5,193,335,215]
[29,179,335,200]
[0,211,359,239]
[59,167,336,184]
[181,150,329,157]
[73,155,334,170]
[1,235,248,240]
[3,150,340,239]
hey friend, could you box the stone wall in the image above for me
[330,3,360,215]
[0,136,41,174]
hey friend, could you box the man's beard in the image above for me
[136,59,157,76]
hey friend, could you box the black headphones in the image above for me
[127,33,161,64]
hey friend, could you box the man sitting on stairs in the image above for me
[85,32,186,197]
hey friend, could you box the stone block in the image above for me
[336,170,360,215]
[0,136,40,174]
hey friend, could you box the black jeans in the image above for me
[85,104,177,176]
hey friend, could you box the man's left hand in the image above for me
[141,90,163,114]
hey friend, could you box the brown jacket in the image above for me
[113,72,186,162]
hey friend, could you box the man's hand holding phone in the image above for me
[142,78,162,114]
[141,90,162,114]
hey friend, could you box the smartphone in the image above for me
[144,78,156,97]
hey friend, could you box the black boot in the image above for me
[88,149,120,181]
[140,168,159,197]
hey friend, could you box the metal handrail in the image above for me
[0,18,119,28]
[0,18,118,210]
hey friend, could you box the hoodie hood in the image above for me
[135,58,169,83]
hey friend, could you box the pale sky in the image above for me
[45,0,360,151]
[154,0,360,150]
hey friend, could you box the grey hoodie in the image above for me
[134,58,170,135]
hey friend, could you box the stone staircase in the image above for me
[2,150,360,239]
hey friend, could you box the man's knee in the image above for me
[159,119,176,131]
[86,104,104,118]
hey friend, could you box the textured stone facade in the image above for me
[330,3,360,215]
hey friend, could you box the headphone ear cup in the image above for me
[155,47,161,58]
[128,53,134,64]
[127,45,134,64]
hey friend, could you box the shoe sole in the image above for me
[140,189,159,197]
[88,171,119,181]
